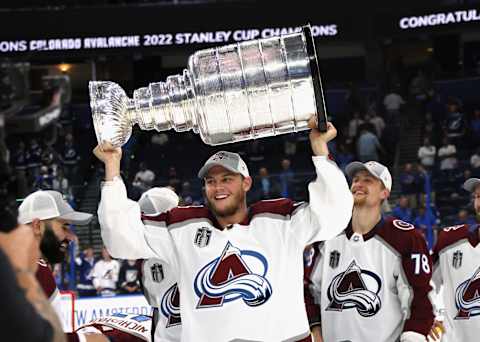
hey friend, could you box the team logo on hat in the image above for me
[212,152,229,162]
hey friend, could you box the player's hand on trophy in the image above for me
[308,116,337,157]
[93,142,122,181]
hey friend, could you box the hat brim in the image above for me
[463,178,480,193]
[345,162,375,180]
[197,162,241,179]
[345,161,389,190]
[59,211,93,225]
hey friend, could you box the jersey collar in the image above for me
[346,216,385,242]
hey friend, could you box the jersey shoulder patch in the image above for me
[392,219,415,231]
[377,217,426,255]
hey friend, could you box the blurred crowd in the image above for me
[64,245,142,298]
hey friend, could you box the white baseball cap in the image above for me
[18,190,93,225]
[463,178,480,193]
[345,161,392,191]
[198,151,250,179]
[138,187,179,215]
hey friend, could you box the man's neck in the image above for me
[352,206,382,235]
[216,208,249,229]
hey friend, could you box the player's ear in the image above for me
[380,188,390,201]
[31,218,42,237]
[243,176,252,192]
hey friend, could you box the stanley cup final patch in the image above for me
[194,227,212,248]
[329,250,340,269]
[452,250,463,269]
[151,263,164,283]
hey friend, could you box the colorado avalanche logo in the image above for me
[160,284,181,327]
[327,260,382,317]
[455,266,480,320]
[194,241,272,309]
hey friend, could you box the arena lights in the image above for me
[399,8,480,29]
[58,63,72,73]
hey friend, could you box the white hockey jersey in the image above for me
[91,259,120,292]
[139,189,182,342]
[432,224,480,342]
[306,217,434,342]
[141,258,181,342]
[98,156,353,342]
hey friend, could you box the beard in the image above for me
[353,195,367,206]
[206,191,245,219]
[40,223,68,264]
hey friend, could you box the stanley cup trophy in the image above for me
[89,25,328,147]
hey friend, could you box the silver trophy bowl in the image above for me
[89,25,328,147]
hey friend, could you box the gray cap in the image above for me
[198,151,250,179]
[345,161,392,191]
[18,190,93,225]
[138,187,179,215]
[463,178,480,193]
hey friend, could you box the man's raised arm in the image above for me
[94,143,178,261]
[291,120,353,245]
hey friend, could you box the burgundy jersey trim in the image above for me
[376,217,434,336]
[433,224,479,264]
[141,199,301,231]
[35,260,58,299]
[345,217,385,241]
[249,198,297,218]
[375,217,424,254]
[304,242,322,327]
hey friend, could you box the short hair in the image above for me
[0,197,18,233]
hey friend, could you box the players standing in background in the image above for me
[431,178,480,342]
[305,161,434,342]
[91,247,120,297]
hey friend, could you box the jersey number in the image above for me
[411,254,430,274]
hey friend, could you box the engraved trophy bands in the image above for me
[89,25,328,147]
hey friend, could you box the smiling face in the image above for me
[35,218,74,264]
[204,165,252,219]
[351,170,389,208]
